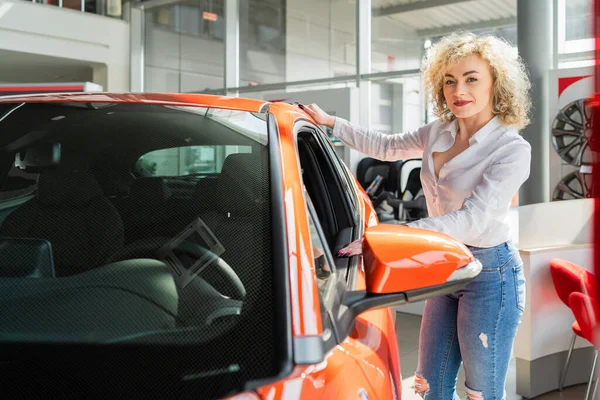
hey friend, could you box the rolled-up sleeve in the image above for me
[406,140,531,246]
[332,117,428,161]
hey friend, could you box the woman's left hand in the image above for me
[297,103,336,128]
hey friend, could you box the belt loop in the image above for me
[495,245,502,269]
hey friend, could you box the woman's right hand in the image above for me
[298,103,336,129]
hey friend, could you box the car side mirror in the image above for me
[342,224,481,321]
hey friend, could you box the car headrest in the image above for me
[193,177,218,203]
[37,169,103,207]
[0,238,55,278]
[129,178,172,205]
[216,153,266,215]
[357,158,404,193]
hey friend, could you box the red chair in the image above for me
[568,292,598,400]
[549,258,596,390]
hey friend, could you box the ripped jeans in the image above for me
[415,241,525,400]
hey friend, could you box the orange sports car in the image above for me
[0,93,481,399]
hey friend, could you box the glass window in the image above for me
[0,101,278,399]
[33,0,122,17]
[136,145,252,176]
[0,167,37,201]
[565,0,593,41]
[558,0,594,54]
[313,126,359,213]
[371,10,424,73]
[144,0,225,92]
[306,197,336,306]
[239,0,357,86]
[368,75,424,135]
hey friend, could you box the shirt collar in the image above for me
[470,116,502,144]
[442,116,502,144]
[446,119,459,137]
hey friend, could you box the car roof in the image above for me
[0,92,271,113]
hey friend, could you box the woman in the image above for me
[299,31,531,400]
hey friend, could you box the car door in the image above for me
[292,122,400,400]
[303,124,402,400]
[306,198,400,400]
[253,109,400,399]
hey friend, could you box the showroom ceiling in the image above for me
[371,0,517,37]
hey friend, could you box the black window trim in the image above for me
[297,136,339,244]
[306,128,356,230]
[309,125,364,291]
[312,126,360,215]
[293,120,366,344]
[294,121,363,290]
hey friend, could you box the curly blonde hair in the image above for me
[422,31,531,130]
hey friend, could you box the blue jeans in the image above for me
[414,241,526,400]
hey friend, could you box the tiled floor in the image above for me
[395,312,591,399]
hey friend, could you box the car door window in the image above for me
[296,124,364,289]
[305,194,338,350]
[313,129,359,216]
[296,128,355,246]
[311,128,364,288]
[307,199,335,302]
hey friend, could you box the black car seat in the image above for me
[401,167,423,200]
[356,157,403,197]
[112,153,268,304]
[120,177,173,243]
[0,238,56,278]
[395,167,428,221]
[374,161,428,224]
[193,176,219,212]
[0,168,124,277]
[199,152,270,298]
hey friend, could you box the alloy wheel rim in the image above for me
[552,170,593,200]
[551,98,594,166]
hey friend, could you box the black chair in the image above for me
[356,158,403,197]
[391,167,428,222]
[0,238,56,278]
[373,162,428,224]
[0,168,124,276]
[119,177,173,243]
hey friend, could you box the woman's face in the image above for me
[442,54,494,120]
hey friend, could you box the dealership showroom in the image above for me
[0,0,598,399]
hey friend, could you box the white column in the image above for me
[129,5,145,92]
[225,0,239,95]
[517,0,553,204]
[357,0,371,128]
[350,0,371,174]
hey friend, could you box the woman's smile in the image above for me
[454,100,472,107]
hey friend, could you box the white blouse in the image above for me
[332,116,531,248]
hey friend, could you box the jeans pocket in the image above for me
[513,264,526,312]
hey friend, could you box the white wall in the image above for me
[0,0,130,91]
[519,199,594,249]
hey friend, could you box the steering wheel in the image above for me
[111,237,246,301]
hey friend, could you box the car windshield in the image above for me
[0,102,279,398]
